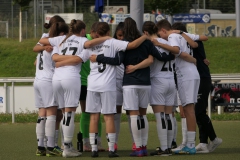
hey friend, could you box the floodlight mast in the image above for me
[236,0,240,37]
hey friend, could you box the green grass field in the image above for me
[0,37,240,77]
[0,121,239,160]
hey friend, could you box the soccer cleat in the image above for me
[171,144,185,152]
[98,141,106,152]
[130,149,144,157]
[62,148,82,158]
[132,143,136,151]
[108,151,119,158]
[114,143,118,151]
[83,142,92,152]
[36,149,46,156]
[171,141,177,149]
[174,146,196,155]
[91,151,99,158]
[46,148,62,157]
[195,143,209,153]
[54,146,63,152]
[142,146,147,156]
[150,147,169,156]
[208,137,222,152]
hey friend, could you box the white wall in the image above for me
[0,84,154,114]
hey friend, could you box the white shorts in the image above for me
[86,91,116,114]
[177,79,200,107]
[116,79,123,106]
[174,90,182,107]
[123,85,151,111]
[150,78,176,106]
[52,78,80,109]
[34,79,57,108]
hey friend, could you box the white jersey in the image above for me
[35,33,55,81]
[49,35,88,80]
[168,33,200,81]
[116,64,124,80]
[150,38,174,79]
[79,38,128,92]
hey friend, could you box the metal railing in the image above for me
[0,74,240,123]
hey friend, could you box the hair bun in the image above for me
[44,23,50,29]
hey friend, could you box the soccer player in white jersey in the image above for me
[33,21,69,157]
[39,19,110,158]
[79,22,150,158]
[155,19,203,155]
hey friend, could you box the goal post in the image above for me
[0,21,9,38]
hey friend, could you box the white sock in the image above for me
[166,114,174,148]
[114,113,121,144]
[155,112,168,151]
[36,117,46,147]
[130,115,142,148]
[90,133,98,151]
[181,118,187,145]
[45,115,56,148]
[186,131,196,148]
[63,112,75,150]
[55,130,59,146]
[140,115,149,147]
[173,116,177,142]
[107,133,116,152]
[127,115,134,143]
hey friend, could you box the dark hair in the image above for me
[142,21,158,35]
[123,17,141,41]
[113,22,124,39]
[91,22,99,32]
[156,19,172,31]
[48,22,69,38]
[60,19,86,45]
[172,22,187,32]
[96,22,110,36]
[44,15,65,29]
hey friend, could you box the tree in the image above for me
[144,0,191,15]
[12,0,32,42]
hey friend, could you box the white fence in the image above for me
[1,74,240,123]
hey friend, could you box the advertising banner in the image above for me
[173,13,211,23]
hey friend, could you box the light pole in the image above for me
[236,0,240,37]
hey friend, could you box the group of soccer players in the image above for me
[33,14,222,158]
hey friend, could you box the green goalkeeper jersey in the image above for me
[80,34,91,86]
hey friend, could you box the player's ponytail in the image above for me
[44,15,65,30]
[142,21,157,36]
[49,22,69,38]
[60,19,86,46]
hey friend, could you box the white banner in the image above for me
[45,13,84,24]
[0,86,6,113]
[99,13,152,24]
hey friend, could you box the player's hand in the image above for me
[204,58,210,66]
[55,62,62,68]
[90,54,97,62]
[125,65,137,74]
[44,45,53,52]
[193,58,197,65]
[151,38,160,46]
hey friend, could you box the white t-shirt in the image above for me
[168,33,200,81]
[150,38,174,79]
[49,35,88,80]
[79,38,128,92]
[116,64,124,80]
[35,33,55,81]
